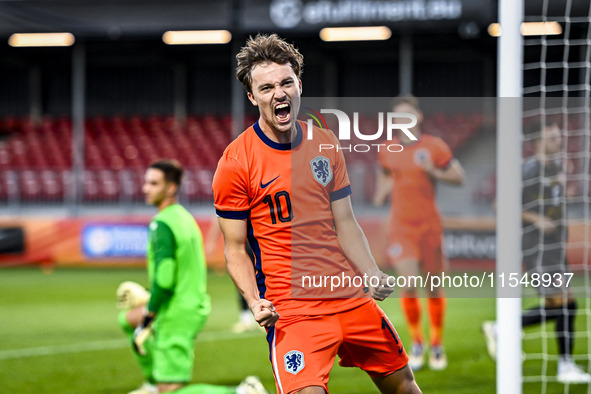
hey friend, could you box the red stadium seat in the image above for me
[20,170,42,201]
[180,169,200,201]
[0,112,488,204]
[97,170,120,201]
[40,170,64,201]
[0,170,8,201]
[82,170,100,202]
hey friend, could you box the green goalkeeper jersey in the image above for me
[146,203,210,329]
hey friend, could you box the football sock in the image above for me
[174,384,236,394]
[118,310,155,384]
[401,297,423,344]
[428,297,445,347]
[556,301,577,357]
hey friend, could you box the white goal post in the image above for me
[496,1,524,394]
[497,0,591,392]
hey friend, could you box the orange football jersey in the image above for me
[378,134,453,228]
[213,120,370,316]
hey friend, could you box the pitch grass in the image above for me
[0,267,583,394]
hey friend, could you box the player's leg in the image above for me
[159,383,233,393]
[546,295,576,355]
[159,376,267,394]
[545,293,590,384]
[151,318,194,391]
[520,233,557,330]
[371,365,421,394]
[521,243,563,328]
[397,258,424,371]
[540,246,578,367]
[551,295,591,383]
[290,387,325,394]
[116,281,155,392]
[387,235,425,371]
[398,276,425,370]
[483,239,560,361]
[267,314,339,394]
[337,301,420,393]
[421,228,447,370]
[482,246,559,361]
[118,306,155,391]
[522,241,590,383]
[154,321,265,394]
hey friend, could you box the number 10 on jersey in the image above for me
[263,191,293,224]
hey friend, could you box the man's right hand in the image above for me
[116,281,150,310]
[250,299,279,328]
[536,216,556,234]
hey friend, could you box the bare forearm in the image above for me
[522,210,550,224]
[337,217,380,276]
[432,169,462,184]
[428,160,464,185]
[332,196,394,300]
[225,251,260,307]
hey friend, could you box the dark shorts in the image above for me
[522,231,570,296]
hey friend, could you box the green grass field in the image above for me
[0,267,587,393]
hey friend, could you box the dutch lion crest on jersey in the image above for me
[413,148,431,165]
[284,350,305,374]
[310,156,332,186]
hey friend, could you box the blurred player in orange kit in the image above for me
[213,34,421,394]
[374,95,465,372]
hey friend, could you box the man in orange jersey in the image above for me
[212,34,421,394]
[374,95,465,372]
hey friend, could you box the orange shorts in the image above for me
[387,225,445,273]
[267,300,408,394]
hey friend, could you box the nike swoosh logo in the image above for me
[260,175,280,189]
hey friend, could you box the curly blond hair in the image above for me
[236,33,304,94]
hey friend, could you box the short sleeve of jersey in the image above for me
[432,137,454,168]
[328,131,351,201]
[212,150,250,219]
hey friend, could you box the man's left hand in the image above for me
[368,271,395,301]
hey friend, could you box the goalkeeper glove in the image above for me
[133,312,155,356]
[116,281,150,309]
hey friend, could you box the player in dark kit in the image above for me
[483,124,590,384]
[521,124,589,383]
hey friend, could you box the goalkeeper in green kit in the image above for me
[116,159,268,394]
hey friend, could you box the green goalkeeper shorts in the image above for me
[152,314,208,383]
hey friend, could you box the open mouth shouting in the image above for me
[274,102,291,124]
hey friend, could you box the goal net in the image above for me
[518,0,591,392]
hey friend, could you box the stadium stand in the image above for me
[472,114,589,204]
[0,112,483,204]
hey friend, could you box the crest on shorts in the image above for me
[284,350,305,375]
[310,156,332,186]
